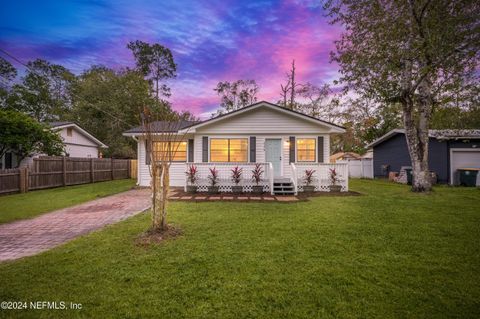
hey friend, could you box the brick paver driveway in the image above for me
[0,188,150,262]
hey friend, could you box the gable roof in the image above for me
[179,101,345,133]
[47,122,108,148]
[122,101,345,136]
[366,128,480,148]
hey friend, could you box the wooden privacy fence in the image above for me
[0,156,134,195]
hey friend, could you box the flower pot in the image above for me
[186,185,197,194]
[303,185,315,193]
[231,185,243,194]
[328,185,342,193]
[208,186,219,194]
[252,185,264,194]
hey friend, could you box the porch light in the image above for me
[285,140,290,146]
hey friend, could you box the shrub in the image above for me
[208,167,219,186]
[251,164,264,186]
[231,166,243,185]
[304,169,316,186]
[329,168,340,186]
[185,165,198,185]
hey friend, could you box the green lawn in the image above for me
[0,179,479,318]
[0,179,136,224]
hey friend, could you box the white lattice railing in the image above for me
[185,163,274,193]
[290,163,298,195]
[294,162,349,192]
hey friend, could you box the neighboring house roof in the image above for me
[330,152,362,162]
[123,101,345,136]
[366,128,480,148]
[47,122,108,148]
[123,120,198,134]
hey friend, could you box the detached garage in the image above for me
[367,129,480,185]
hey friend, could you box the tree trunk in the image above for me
[151,164,163,230]
[402,100,432,192]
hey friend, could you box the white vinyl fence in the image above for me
[346,159,373,179]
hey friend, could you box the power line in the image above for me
[0,47,133,126]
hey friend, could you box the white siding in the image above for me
[137,136,187,187]
[65,144,98,158]
[57,127,100,158]
[195,107,335,134]
[58,127,98,147]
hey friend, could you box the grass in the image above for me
[0,179,479,318]
[0,179,136,224]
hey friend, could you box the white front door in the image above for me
[265,139,282,177]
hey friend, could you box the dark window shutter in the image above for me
[188,139,194,162]
[249,136,256,162]
[202,136,208,162]
[289,136,295,163]
[318,136,324,163]
[145,139,151,165]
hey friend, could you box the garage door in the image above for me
[450,149,480,185]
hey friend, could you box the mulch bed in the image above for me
[135,225,183,247]
[168,190,362,202]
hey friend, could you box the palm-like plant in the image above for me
[251,164,264,186]
[208,167,219,186]
[304,169,316,186]
[186,165,198,185]
[329,168,340,186]
[231,166,243,185]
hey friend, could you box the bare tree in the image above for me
[140,106,188,231]
[279,60,302,109]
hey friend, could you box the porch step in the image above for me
[273,180,295,195]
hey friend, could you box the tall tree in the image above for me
[9,59,75,121]
[0,109,64,166]
[324,0,480,192]
[0,57,17,106]
[127,40,177,101]
[70,66,160,158]
[213,79,259,116]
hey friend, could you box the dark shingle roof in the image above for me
[367,128,480,148]
[123,120,198,134]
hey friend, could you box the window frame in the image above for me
[209,137,249,163]
[296,137,317,163]
[152,141,188,163]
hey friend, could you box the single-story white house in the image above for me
[1,122,107,169]
[123,101,349,194]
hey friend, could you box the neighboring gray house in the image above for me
[123,101,349,194]
[0,122,107,169]
[367,129,480,185]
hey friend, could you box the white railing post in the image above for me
[184,163,188,192]
[268,162,274,195]
[290,163,298,195]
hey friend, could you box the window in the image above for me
[297,138,316,162]
[67,127,73,137]
[153,141,187,162]
[210,138,248,162]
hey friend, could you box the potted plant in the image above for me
[207,167,219,194]
[303,169,316,193]
[231,166,243,194]
[185,165,198,193]
[328,168,342,192]
[251,164,264,194]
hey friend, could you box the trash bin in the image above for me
[404,168,413,185]
[458,169,479,187]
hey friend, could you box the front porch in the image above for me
[183,162,349,195]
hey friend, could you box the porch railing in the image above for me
[294,162,349,192]
[185,162,274,193]
[290,163,298,195]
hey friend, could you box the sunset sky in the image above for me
[0,0,342,118]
